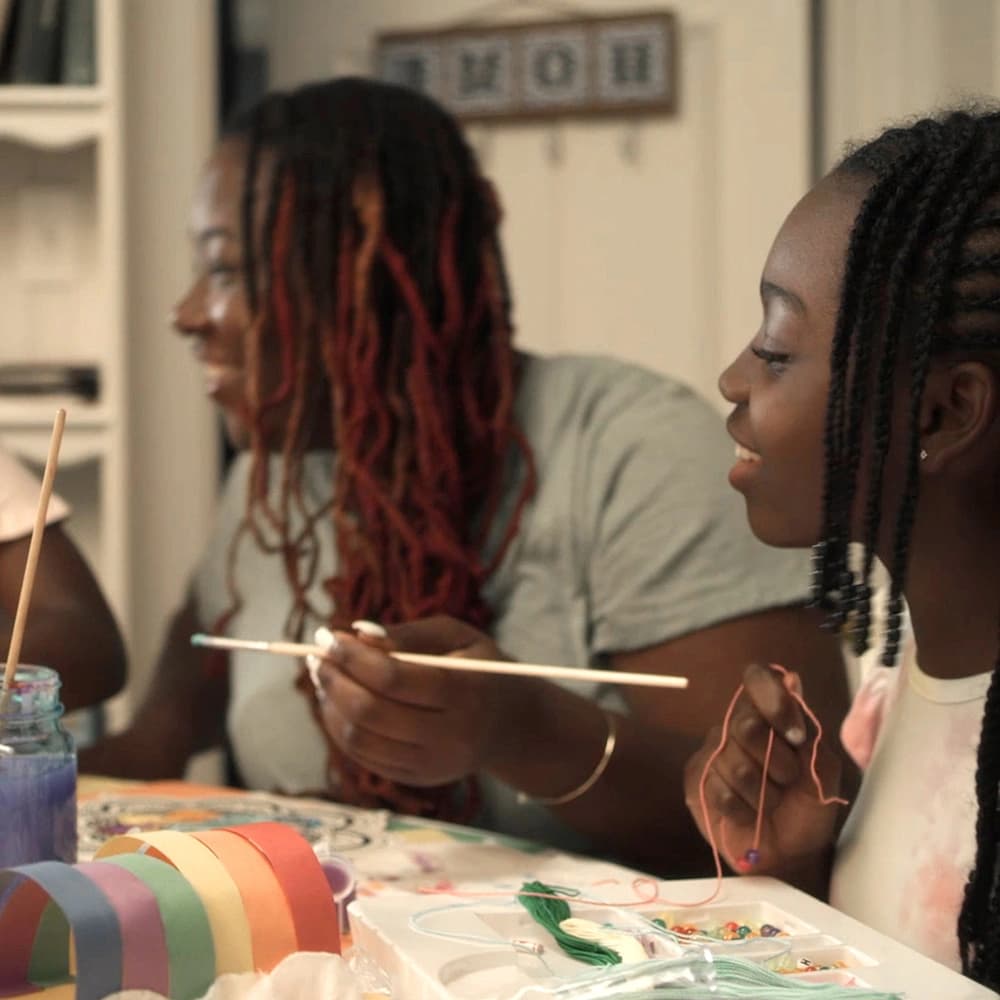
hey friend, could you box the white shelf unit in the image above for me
[0,0,128,650]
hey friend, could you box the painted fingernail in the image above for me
[305,654,325,700]
[352,619,388,639]
[314,626,339,651]
[785,726,806,746]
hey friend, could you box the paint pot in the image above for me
[315,848,356,934]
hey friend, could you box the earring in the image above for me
[919,448,928,461]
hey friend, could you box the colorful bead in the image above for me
[661,918,787,941]
[780,957,851,975]
[745,848,760,865]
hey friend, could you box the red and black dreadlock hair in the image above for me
[220,77,536,819]
[811,108,1000,988]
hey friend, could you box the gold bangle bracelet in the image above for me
[522,711,619,807]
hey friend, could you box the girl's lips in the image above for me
[728,442,762,492]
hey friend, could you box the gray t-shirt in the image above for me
[193,353,811,849]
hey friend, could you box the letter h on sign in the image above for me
[375,11,677,122]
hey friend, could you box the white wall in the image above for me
[266,0,812,408]
[119,0,220,717]
[823,0,1000,171]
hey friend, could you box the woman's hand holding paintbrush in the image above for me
[192,617,688,793]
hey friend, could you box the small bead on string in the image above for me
[734,728,774,874]
[703,662,848,875]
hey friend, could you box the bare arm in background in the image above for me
[78,595,227,779]
[0,526,126,713]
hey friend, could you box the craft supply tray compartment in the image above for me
[637,903,880,988]
[644,900,818,938]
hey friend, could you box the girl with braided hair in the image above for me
[86,77,848,871]
[686,108,1000,986]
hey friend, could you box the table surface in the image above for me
[75,777,999,1000]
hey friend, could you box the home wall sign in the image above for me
[375,10,677,121]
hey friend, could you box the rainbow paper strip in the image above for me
[99,853,215,1000]
[0,862,123,1000]
[192,830,298,972]
[96,831,255,975]
[76,862,172,995]
[225,822,340,954]
[0,822,340,1000]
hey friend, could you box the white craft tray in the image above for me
[351,897,673,998]
[349,874,1000,1000]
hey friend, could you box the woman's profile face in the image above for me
[172,139,334,451]
[173,139,257,448]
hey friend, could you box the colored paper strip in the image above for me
[99,853,216,1000]
[0,877,49,990]
[228,822,341,954]
[76,862,170,995]
[27,903,69,986]
[193,829,298,972]
[0,862,123,1000]
[96,831,253,977]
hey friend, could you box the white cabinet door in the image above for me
[270,0,811,407]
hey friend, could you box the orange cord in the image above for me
[418,663,848,910]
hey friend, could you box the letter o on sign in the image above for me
[533,44,575,88]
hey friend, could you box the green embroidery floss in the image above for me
[516,881,621,967]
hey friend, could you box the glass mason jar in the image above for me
[0,665,77,867]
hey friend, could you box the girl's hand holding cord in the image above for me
[684,662,847,897]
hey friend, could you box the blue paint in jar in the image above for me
[0,665,77,867]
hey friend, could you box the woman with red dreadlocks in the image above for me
[85,77,848,872]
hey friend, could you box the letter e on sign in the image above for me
[378,40,444,101]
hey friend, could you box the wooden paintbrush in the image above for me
[190,633,689,690]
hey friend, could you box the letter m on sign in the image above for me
[448,36,514,115]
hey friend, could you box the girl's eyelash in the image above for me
[751,345,791,368]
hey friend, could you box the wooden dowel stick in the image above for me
[0,409,67,714]
[190,632,688,690]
